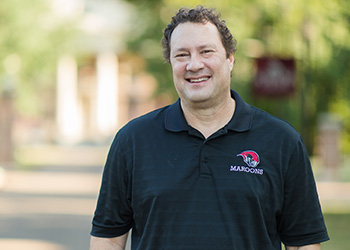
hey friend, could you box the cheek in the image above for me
[171,63,186,78]
[216,58,232,74]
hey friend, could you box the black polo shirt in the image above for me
[91,90,329,250]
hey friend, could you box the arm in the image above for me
[90,233,129,250]
[285,243,321,250]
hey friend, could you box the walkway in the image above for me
[0,165,102,250]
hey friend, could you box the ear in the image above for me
[228,54,235,71]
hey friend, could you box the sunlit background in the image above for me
[0,0,349,249]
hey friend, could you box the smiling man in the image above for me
[90,6,329,250]
[169,21,235,139]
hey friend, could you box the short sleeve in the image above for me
[278,136,329,246]
[91,134,133,237]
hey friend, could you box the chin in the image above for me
[187,95,211,104]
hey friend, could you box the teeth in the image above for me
[189,77,209,83]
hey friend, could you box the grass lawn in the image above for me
[320,213,350,250]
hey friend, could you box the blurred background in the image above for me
[0,0,349,249]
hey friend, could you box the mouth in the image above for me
[186,76,211,83]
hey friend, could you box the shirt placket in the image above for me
[199,140,211,177]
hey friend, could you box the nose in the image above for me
[186,54,204,72]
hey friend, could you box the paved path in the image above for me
[0,165,103,250]
[0,165,349,250]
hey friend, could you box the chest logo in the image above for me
[237,150,260,168]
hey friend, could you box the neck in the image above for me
[181,95,236,138]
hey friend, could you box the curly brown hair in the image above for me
[162,6,238,63]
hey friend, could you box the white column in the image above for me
[96,53,119,136]
[56,55,82,143]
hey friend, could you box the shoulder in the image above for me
[116,104,171,140]
[249,105,301,143]
[106,105,171,156]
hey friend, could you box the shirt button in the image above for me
[204,157,209,163]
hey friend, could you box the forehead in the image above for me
[170,22,223,51]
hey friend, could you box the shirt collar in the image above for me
[165,90,252,133]
[164,98,188,132]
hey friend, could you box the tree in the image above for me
[0,0,77,116]
[0,0,78,164]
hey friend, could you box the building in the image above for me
[53,0,165,144]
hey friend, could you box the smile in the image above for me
[187,77,210,83]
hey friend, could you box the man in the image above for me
[90,6,329,250]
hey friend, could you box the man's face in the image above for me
[169,21,234,107]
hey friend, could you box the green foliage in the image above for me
[0,0,77,115]
[330,100,350,154]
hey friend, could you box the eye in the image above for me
[175,53,189,58]
[201,49,214,55]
